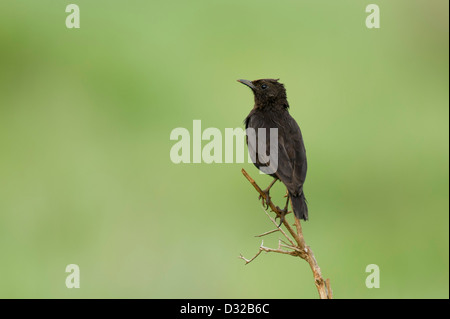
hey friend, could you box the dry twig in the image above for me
[239,168,332,299]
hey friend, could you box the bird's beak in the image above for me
[237,79,255,90]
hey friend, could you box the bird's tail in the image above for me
[290,192,308,221]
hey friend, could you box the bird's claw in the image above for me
[275,206,289,227]
[258,190,271,209]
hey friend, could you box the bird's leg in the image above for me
[258,178,278,209]
[282,191,290,211]
[275,190,290,227]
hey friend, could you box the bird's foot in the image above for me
[274,206,289,227]
[258,179,278,209]
[258,189,272,209]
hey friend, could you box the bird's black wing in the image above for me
[273,112,307,196]
[246,110,306,194]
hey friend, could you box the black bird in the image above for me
[238,78,308,221]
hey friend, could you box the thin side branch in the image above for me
[240,168,333,299]
[261,206,296,247]
[254,228,279,237]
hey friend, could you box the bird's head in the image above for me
[237,78,289,109]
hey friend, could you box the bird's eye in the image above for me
[261,84,268,89]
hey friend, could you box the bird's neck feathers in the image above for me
[254,96,290,111]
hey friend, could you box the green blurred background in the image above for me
[0,0,448,298]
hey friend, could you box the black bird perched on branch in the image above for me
[238,78,308,221]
